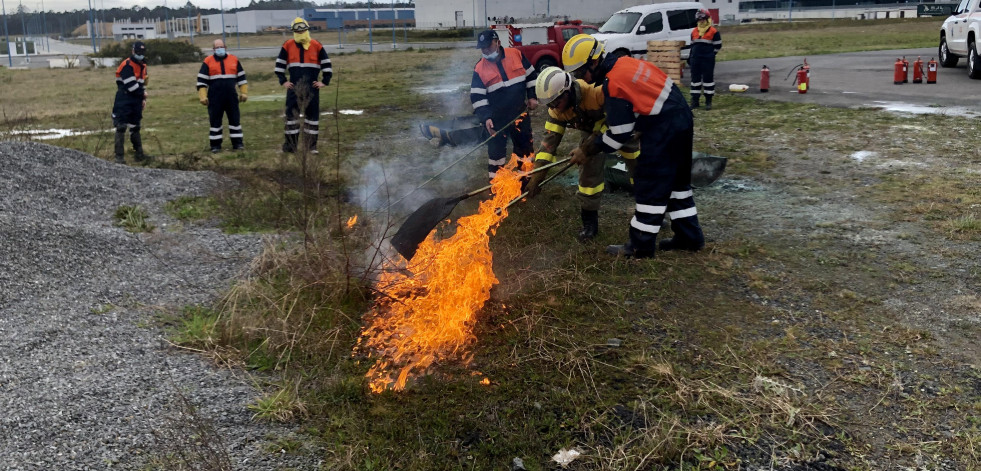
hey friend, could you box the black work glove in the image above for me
[526,164,549,198]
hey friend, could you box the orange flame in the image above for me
[480,377,491,386]
[346,215,358,228]
[356,154,531,393]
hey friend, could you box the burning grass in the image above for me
[356,155,531,393]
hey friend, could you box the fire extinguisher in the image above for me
[902,56,909,83]
[760,65,770,93]
[927,57,938,84]
[791,59,809,94]
[894,58,905,84]
[912,56,924,83]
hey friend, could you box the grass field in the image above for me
[3,17,980,470]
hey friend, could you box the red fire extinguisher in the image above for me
[794,59,809,94]
[912,56,924,83]
[927,58,938,84]
[760,65,770,93]
[902,56,909,83]
[893,58,904,84]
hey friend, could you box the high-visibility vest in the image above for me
[474,47,527,94]
[115,58,147,93]
[605,57,673,116]
[203,54,241,80]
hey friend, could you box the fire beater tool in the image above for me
[390,158,571,261]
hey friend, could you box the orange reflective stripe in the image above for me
[606,57,671,116]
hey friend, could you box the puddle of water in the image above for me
[248,94,281,102]
[320,110,364,115]
[415,84,465,94]
[866,101,981,118]
[850,150,876,162]
[10,128,106,140]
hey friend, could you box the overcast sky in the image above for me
[12,1,381,14]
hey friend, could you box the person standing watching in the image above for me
[197,39,248,153]
[689,9,722,110]
[274,17,332,154]
[562,34,704,258]
[112,41,149,164]
[470,29,538,181]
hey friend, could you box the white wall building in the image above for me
[200,10,303,35]
[414,0,742,29]
[112,20,161,40]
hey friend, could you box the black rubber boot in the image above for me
[114,128,126,164]
[690,96,700,109]
[659,237,705,252]
[578,209,599,242]
[131,131,147,162]
[605,242,655,259]
[705,97,713,111]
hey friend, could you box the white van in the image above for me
[592,2,706,60]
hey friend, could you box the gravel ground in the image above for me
[0,142,320,470]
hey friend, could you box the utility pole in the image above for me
[391,0,395,49]
[219,0,225,43]
[86,0,95,54]
[233,0,239,49]
[19,0,28,61]
[2,0,10,67]
[187,2,193,42]
[40,0,47,51]
[368,0,373,53]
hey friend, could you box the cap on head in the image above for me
[132,41,146,55]
[476,29,499,49]
[291,17,310,32]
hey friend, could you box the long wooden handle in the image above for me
[502,160,577,210]
[461,158,572,199]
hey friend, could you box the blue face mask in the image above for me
[482,51,499,61]
[133,54,145,61]
[215,48,226,57]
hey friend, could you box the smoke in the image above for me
[349,47,487,263]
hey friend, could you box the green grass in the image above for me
[114,205,155,233]
[4,18,981,470]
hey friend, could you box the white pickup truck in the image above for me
[939,0,981,78]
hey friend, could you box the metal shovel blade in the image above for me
[390,194,466,261]
[691,155,727,188]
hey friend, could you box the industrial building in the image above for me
[413,0,948,29]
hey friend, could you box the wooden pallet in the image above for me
[645,40,685,82]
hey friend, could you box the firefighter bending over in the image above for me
[112,41,149,164]
[562,34,704,258]
[527,66,640,242]
[275,17,332,154]
[470,29,538,181]
[197,39,248,153]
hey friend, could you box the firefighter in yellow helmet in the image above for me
[527,66,639,242]
[274,17,332,154]
[562,34,704,258]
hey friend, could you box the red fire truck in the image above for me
[491,20,599,71]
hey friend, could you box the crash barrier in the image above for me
[646,40,685,82]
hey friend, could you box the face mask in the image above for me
[215,48,226,57]
[133,54,145,61]
[482,51,499,61]
[294,31,311,45]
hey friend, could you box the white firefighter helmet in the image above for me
[535,66,573,106]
